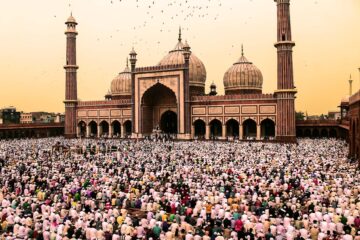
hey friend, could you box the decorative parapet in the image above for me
[135,64,185,73]
[78,99,131,107]
[191,93,275,102]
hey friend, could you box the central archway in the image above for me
[160,111,178,134]
[141,83,177,135]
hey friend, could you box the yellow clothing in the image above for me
[117,216,124,225]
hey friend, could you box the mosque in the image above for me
[64,0,297,142]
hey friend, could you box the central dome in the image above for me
[223,48,263,95]
[158,30,206,94]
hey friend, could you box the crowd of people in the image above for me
[0,137,359,239]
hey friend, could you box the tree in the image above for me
[296,111,305,120]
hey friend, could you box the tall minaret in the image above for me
[349,75,353,96]
[274,0,297,142]
[64,13,78,138]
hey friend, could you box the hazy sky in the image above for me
[0,0,359,115]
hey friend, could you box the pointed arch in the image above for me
[193,119,206,138]
[88,121,98,137]
[141,83,177,134]
[99,120,110,137]
[260,118,275,139]
[112,120,121,137]
[226,119,239,137]
[78,120,86,137]
[124,120,132,137]
[210,119,222,138]
[243,118,257,139]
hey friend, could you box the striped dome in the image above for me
[110,63,131,97]
[158,35,206,88]
[223,52,263,95]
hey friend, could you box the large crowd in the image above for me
[0,137,359,240]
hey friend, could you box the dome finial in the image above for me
[241,44,244,56]
[126,57,129,68]
[178,26,182,42]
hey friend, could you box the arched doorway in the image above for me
[112,120,121,137]
[124,120,132,137]
[78,121,86,137]
[141,83,177,134]
[320,129,328,138]
[312,129,319,138]
[89,121,97,137]
[304,129,311,138]
[261,119,275,139]
[226,119,239,137]
[210,119,222,138]
[194,119,206,138]
[160,111,178,134]
[100,121,109,137]
[329,128,337,138]
[243,119,257,139]
[296,129,304,138]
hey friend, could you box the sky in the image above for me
[0,0,359,115]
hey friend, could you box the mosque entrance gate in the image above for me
[134,67,188,139]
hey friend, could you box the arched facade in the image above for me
[65,0,297,143]
[296,126,340,139]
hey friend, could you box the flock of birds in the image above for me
[65,0,239,57]
[63,0,322,59]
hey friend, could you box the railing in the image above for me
[135,64,185,73]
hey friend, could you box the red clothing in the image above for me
[234,219,243,232]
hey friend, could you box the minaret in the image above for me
[274,0,297,142]
[64,13,78,138]
[349,75,353,96]
[129,48,137,135]
[183,41,191,137]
